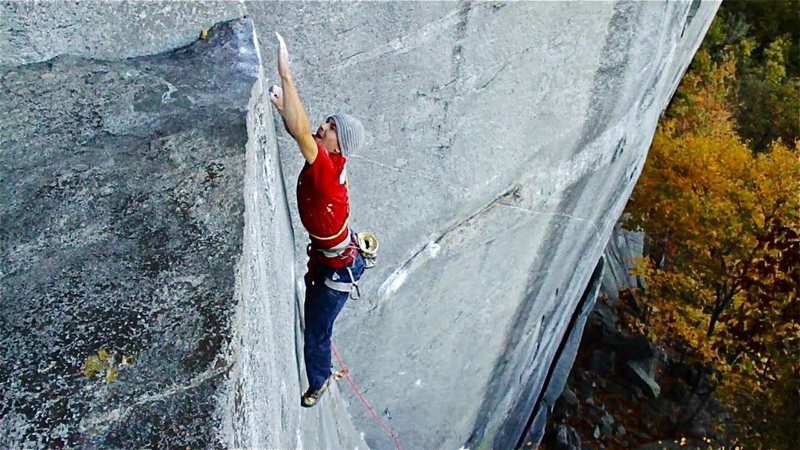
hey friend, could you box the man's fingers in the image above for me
[275,32,289,59]
[275,32,290,77]
[275,32,289,67]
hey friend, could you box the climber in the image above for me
[268,32,367,408]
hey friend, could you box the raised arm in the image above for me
[270,33,318,164]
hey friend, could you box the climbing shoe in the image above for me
[301,376,334,408]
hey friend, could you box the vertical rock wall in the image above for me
[219,42,366,449]
[601,222,645,303]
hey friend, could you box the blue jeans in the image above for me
[304,251,365,390]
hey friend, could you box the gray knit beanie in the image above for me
[327,113,365,157]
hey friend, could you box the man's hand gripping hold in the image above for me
[269,32,318,164]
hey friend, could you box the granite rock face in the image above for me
[1,2,719,449]
[1,20,259,448]
[601,222,645,302]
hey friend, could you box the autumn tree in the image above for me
[624,39,800,447]
[699,0,800,150]
[736,36,800,151]
[720,213,800,446]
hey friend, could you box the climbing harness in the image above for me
[322,265,361,300]
[306,233,356,269]
[315,231,351,259]
[310,230,380,300]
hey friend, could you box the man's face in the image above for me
[314,118,340,153]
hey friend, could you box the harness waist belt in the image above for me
[323,278,354,292]
[317,232,351,258]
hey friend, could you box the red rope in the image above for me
[331,342,403,450]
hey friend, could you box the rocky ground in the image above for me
[542,290,734,450]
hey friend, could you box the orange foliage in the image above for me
[624,46,800,422]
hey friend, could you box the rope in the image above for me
[331,342,403,450]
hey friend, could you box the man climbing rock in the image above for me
[268,33,367,408]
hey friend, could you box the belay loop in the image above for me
[356,231,379,269]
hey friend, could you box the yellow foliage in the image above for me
[80,348,134,383]
[105,365,117,383]
[80,349,110,378]
[624,40,800,416]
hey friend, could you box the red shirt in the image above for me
[297,142,350,249]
